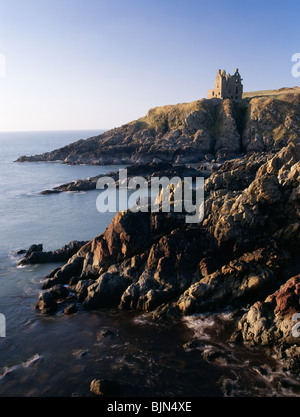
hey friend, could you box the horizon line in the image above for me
[0,128,108,134]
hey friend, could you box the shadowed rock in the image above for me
[18,241,88,266]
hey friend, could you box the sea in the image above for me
[0,130,299,397]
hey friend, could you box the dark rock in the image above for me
[45,267,61,279]
[200,346,227,362]
[83,271,132,310]
[28,244,43,253]
[19,241,88,266]
[36,285,69,314]
[183,339,205,351]
[64,303,78,315]
[96,329,118,341]
[36,292,58,315]
[75,279,96,302]
[41,189,61,195]
[42,256,85,288]
[39,161,209,195]
[33,139,300,371]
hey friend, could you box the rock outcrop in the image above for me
[16,88,300,166]
[33,139,300,372]
[231,275,300,374]
[40,161,210,195]
[19,241,88,265]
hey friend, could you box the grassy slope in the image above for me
[243,86,300,98]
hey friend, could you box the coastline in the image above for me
[18,139,300,394]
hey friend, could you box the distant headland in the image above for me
[16,86,300,166]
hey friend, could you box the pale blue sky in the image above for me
[0,0,299,131]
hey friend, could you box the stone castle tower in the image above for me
[208,68,243,100]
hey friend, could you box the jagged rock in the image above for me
[39,162,208,195]
[119,228,210,312]
[64,303,78,315]
[83,270,133,310]
[34,137,300,375]
[232,275,300,346]
[176,247,290,315]
[36,285,69,314]
[26,244,43,254]
[16,89,300,166]
[74,279,96,301]
[42,256,85,288]
[19,241,88,266]
[41,210,184,294]
[231,275,300,374]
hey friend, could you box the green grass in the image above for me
[243,87,300,99]
[243,89,276,98]
[139,100,205,131]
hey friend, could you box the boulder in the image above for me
[36,285,69,314]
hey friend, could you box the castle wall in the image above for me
[208,69,243,100]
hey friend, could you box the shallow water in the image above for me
[0,131,299,397]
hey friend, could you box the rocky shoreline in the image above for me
[40,161,212,195]
[19,139,300,378]
[18,241,88,266]
[16,88,300,167]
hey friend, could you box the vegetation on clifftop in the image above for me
[16,87,300,165]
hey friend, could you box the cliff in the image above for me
[16,87,300,165]
[29,139,300,374]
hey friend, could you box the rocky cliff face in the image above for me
[16,88,300,165]
[33,139,300,371]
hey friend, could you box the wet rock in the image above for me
[27,244,43,254]
[233,275,300,347]
[230,275,300,374]
[19,241,88,266]
[40,162,207,195]
[200,346,227,363]
[83,271,133,310]
[42,256,85,289]
[64,303,78,315]
[96,329,118,341]
[16,249,27,255]
[183,338,205,351]
[90,379,120,396]
[36,285,69,314]
[33,139,300,347]
[74,279,95,301]
[45,267,61,279]
[35,291,58,315]
[177,247,288,315]
[276,345,300,375]
[119,228,208,312]
[73,349,89,359]
[69,276,81,286]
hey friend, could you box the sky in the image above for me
[0,0,299,132]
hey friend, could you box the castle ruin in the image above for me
[208,68,243,100]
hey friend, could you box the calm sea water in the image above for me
[0,131,299,397]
